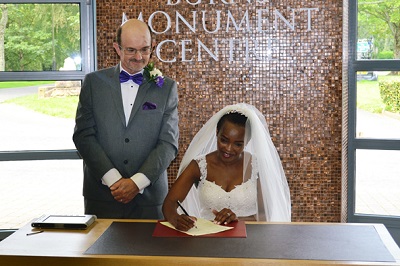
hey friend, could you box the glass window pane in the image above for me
[0,160,84,229]
[355,149,400,216]
[356,71,400,139]
[357,1,398,60]
[0,80,79,151]
[1,3,81,71]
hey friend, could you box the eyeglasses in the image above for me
[118,45,152,56]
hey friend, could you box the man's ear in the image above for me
[150,40,156,58]
[113,43,121,56]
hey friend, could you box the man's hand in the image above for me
[110,178,139,204]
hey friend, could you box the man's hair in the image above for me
[116,23,153,46]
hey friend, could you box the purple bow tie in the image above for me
[119,71,143,85]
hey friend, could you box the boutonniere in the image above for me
[144,62,164,88]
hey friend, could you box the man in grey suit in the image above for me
[73,19,179,219]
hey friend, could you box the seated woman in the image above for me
[162,103,291,231]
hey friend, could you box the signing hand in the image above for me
[212,208,237,225]
[110,178,139,204]
[173,214,197,232]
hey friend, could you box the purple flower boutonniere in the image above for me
[144,62,164,88]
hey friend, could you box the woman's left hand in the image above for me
[212,208,237,225]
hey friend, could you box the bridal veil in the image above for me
[179,103,291,222]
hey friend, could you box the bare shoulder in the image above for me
[182,159,201,181]
[243,151,254,182]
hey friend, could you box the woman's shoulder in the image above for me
[243,152,257,182]
[243,151,253,158]
[191,155,207,179]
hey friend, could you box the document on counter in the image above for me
[160,218,233,236]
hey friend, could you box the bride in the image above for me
[162,103,291,231]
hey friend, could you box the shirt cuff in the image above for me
[131,173,151,194]
[102,168,122,187]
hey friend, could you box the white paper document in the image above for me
[161,218,233,236]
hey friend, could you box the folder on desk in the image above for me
[153,220,247,238]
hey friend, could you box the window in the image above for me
[0,0,95,229]
[1,3,81,72]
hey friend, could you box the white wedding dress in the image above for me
[195,155,257,220]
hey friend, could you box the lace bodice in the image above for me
[196,155,257,220]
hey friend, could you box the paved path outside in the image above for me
[355,109,400,216]
[0,86,41,103]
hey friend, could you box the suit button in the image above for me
[123,160,128,164]
[125,138,130,143]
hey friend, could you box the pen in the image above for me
[26,230,44,236]
[177,200,189,216]
[177,201,197,228]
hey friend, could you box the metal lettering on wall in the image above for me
[130,2,319,63]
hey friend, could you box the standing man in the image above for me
[73,19,179,219]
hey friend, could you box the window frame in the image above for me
[347,1,400,229]
[0,0,96,161]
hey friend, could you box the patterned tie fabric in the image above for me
[119,71,144,85]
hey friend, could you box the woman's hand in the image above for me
[212,208,237,225]
[172,214,197,231]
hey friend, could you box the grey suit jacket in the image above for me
[73,65,179,209]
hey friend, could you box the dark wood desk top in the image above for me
[0,219,399,266]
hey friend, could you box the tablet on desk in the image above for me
[31,214,97,229]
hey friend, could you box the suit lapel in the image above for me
[107,65,126,126]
